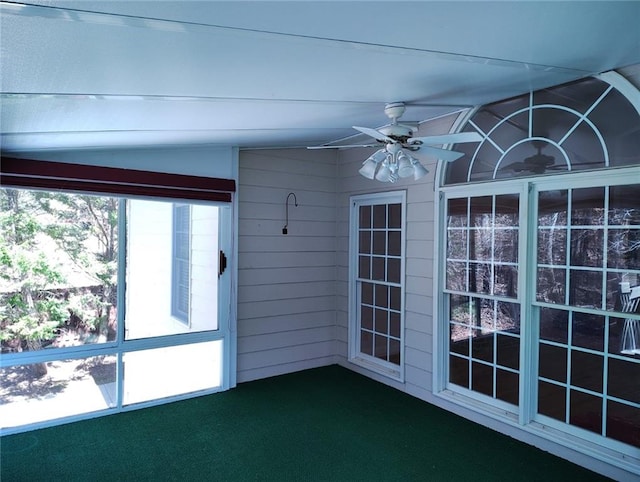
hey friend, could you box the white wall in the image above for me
[236,148,338,382]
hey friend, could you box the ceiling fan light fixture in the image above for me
[397,152,415,178]
[412,160,429,180]
[358,159,378,179]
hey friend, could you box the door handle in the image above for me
[219,250,227,277]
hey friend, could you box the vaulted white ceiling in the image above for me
[1,1,639,152]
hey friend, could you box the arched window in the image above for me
[436,73,640,470]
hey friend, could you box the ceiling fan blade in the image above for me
[410,131,483,146]
[307,143,379,150]
[418,145,466,162]
[352,126,395,143]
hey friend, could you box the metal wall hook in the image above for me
[282,192,298,235]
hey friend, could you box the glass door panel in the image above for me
[124,200,220,340]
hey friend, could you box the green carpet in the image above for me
[1,365,608,481]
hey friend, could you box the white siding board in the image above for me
[238,281,334,303]
[239,235,335,253]
[238,266,335,285]
[239,326,335,353]
[237,148,338,381]
[238,296,335,320]
[239,312,335,337]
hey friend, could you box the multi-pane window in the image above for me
[439,73,640,469]
[446,194,521,406]
[535,183,640,448]
[350,192,405,378]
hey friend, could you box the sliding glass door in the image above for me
[0,189,233,432]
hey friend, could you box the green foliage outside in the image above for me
[0,188,119,370]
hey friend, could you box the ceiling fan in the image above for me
[501,141,557,174]
[308,102,483,182]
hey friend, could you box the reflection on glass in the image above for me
[446,262,467,291]
[494,265,518,298]
[609,184,640,226]
[570,229,604,267]
[123,341,222,405]
[472,329,494,362]
[607,229,640,269]
[470,196,493,227]
[125,201,219,340]
[571,313,604,351]
[470,229,492,261]
[496,301,520,333]
[0,356,116,429]
[494,229,518,262]
[571,187,605,226]
[450,294,471,324]
[569,269,603,309]
[538,190,568,226]
[447,229,467,260]
[469,262,492,295]
[538,229,567,265]
[536,267,566,304]
[447,198,468,227]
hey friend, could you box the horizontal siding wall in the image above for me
[237,149,337,382]
[336,112,459,398]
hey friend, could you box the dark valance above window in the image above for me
[0,157,236,202]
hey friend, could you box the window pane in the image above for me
[123,341,222,405]
[609,184,640,226]
[387,231,401,257]
[496,369,519,405]
[446,262,467,291]
[388,204,402,229]
[0,355,116,429]
[359,231,371,254]
[607,229,640,269]
[568,270,603,309]
[607,401,640,448]
[539,307,569,344]
[571,187,605,226]
[0,189,119,353]
[496,334,519,370]
[373,204,386,228]
[538,228,567,265]
[571,313,605,351]
[538,381,566,422]
[447,198,468,227]
[539,343,567,383]
[538,190,568,227]
[450,355,469,388]
[447,229,467,260]
[570,229,604,267]
[359,205,371,229]
[125,201,220,339]
[570,351,603,392]
[569,390,602,435]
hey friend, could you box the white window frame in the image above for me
[433,167,640,474]
[348,190,406,381]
